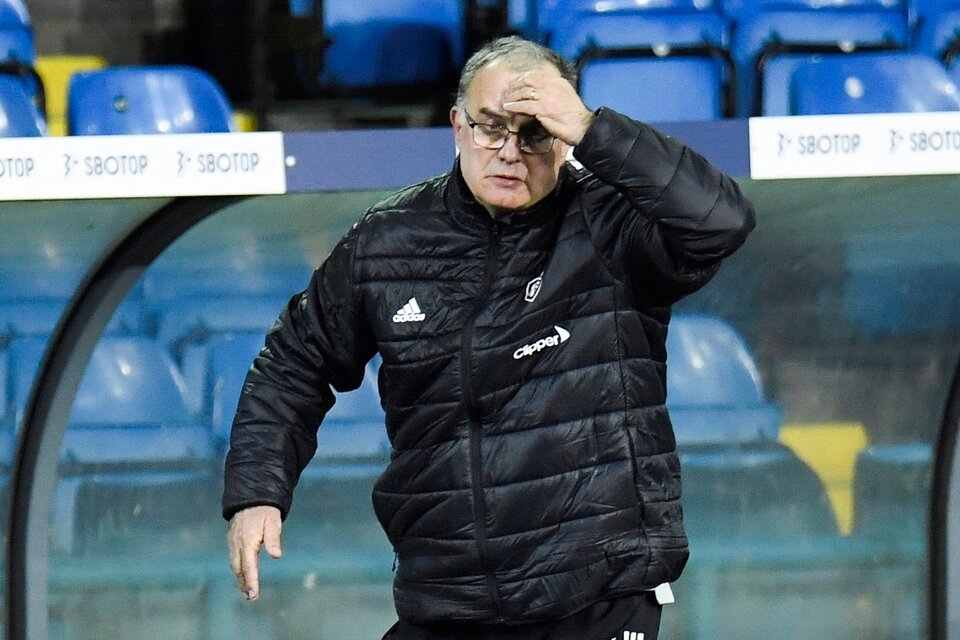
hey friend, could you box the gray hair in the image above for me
[455,36,578,107]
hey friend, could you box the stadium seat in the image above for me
[666,314,783,445]
[548,5,733,119]
[853,442,932,542]
[680,442,840,540]
[730,2,910,115]
[200,331,387,454]
[915,7,960,84]
[790,52,960,114]
[0,0,32,61]
[0,73,44,136]
[301,0,462,93]
[66,65,236,135]
[8,335,218,554]
[579,57,724,122]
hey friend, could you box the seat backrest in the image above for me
[680,442,839,540]
[67,65,236,135]
[915,6,960,61]
[0,0,34,63]
[579,57,723,121]
[853,442,931,541]
[725,0,907,20]
[317,0,462,89]
[790,51,960,114]
[551,10,728,60]
[8,335,212,465]
[731,7,909,115]
[667,314,783,444]
[0,72,43,136]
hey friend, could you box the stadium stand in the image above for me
[789,51,960,114]
[66,65,236,135]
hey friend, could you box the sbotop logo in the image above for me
[513,325,570,360]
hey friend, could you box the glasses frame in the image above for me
[461,108,556,155]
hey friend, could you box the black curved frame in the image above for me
[4,195,244,640]
[932,355,960,640]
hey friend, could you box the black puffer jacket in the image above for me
[223,108,755,624]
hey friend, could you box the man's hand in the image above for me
[501,68,596,146]
[227,505,283,601]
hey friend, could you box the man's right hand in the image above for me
[227,505,283,601]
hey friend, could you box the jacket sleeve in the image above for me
[572,107,755,305]
[222,224,375,521]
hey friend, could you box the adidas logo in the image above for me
[512,325,570,360]
[392,297,425,323]
[610,632,644,640]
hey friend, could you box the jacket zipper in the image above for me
[459,222,504,617]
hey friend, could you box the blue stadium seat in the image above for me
[680,442,840,540]
[666,314,783,445]
[579,57,724,122]
[511,0,721,43]
[730,4,909,115]
[915,7,960,84]
[0,73,44,136]
[853,442,932,542]
[0,0,32,62]
[200,331,387,456]
[550,5,729,61]
[549,6,733,119]
[8,335,218,554]
[790,52,960,114]
[0,0,46,124]
[66,65,236,136]
[306,0,462,92]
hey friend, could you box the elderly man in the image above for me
[224,35,755,640]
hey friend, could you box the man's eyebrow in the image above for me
[476,107,509,122]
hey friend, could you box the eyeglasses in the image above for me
[462,109,556,155]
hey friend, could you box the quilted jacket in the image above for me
[223,108,756,624]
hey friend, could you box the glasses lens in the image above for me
[473,123,505,149]
[520,128,555,154]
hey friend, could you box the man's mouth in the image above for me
[488,174,523,187]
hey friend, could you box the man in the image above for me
[224,36,755,640]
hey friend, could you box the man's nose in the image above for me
[497,132,523,162]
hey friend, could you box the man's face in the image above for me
[450,62,570,217]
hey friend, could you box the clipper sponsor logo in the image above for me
[512,325,570,360]
[392,297,425,323]
[524,273,543,303]
[610,632,644,640]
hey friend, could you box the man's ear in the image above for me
[449,105,461,130]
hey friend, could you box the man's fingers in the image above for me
[263,511,283,558]
[241,539,261,600]
[226,506,283,601]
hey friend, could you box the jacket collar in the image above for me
[444,157,574,230]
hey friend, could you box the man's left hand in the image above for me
[501,69,596,146]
